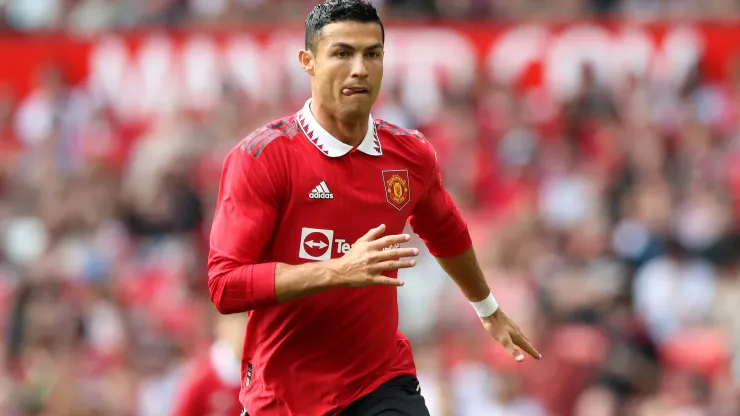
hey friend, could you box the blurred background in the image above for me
[2,1,740,415]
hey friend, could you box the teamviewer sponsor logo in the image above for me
[299,227,403,261]
[309,181,334,199]
[299,227,334,261]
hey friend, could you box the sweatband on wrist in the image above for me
[471,293,499,318]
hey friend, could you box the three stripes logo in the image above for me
[309,181,334,199]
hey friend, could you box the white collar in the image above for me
[297,98,382,157]
[209,340,242,387]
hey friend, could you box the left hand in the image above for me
[481,308,541,362]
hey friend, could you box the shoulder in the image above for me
[375,118,437,165]
[221,116,299,190]
[375,119,425,141]
[233,115,301,159]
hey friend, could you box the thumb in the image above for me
[502,336,524,362]
[357,224,386,242]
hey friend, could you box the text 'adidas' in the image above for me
[309,181,334,199]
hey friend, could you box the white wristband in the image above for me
[471,293,499,318]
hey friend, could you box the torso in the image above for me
[239,109,433,415]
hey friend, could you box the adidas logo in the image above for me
[309,181,334,199]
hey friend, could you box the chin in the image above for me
[340,101,372,117]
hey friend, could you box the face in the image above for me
[300,21,384,118]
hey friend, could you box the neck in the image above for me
[310,99,368,147]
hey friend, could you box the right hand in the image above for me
[330,224,419,287]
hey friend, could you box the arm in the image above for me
[434,247,490,304]
[409,138,540,361]
[273,262,339,303]
[209,261,340,314]
[408,139,483,301]
[435,247,505,321]
[208,148,414,314]
[208,147,340,313]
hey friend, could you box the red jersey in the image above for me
[208,99,472,415]
[172,341,243,416]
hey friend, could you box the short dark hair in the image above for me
[305,0,385,53]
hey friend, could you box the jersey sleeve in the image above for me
[408,138,472,257]
[208,144,284,313]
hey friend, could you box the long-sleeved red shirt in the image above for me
[208,98,472,415]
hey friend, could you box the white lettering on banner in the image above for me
[544,24,617,99]
[488,24,549,85]
[139,36,176,114]
[225,36,268,103]
[182,35,220,110]
[486,24,703,99]
[386,29,477,123]
[615,28,654,81]
[269,31,312,101]
[657,26,704,87]
[89,36,139,120]
[87,25,703,118]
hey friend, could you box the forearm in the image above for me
[435,247,491,302]
[208,260,341,314]
[274,261,340,303]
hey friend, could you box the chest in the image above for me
[278,152,425,261]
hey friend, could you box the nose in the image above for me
[350,55,368,78]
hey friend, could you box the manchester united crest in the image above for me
[382,169,411,210]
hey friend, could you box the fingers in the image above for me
[356,224,387,243]
[372,259,417,272]
[513,332,542,360]
[370,233,412,249]
[369,276,404,286]
[501,335,525,362]
[373,247,419,262]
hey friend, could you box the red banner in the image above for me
[2,22,739,118]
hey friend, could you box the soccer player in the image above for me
[172,314,246,416]
[208,0,541,414]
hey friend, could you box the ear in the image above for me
[298,49,315,76]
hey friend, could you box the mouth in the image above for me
[342,87,369,96]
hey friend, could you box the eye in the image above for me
[337,50,349,58]
[367,51,380,58]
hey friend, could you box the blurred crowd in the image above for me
[2,0,740,32]
[3,4,740,416]
[395,56,740,415]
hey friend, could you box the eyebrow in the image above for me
[329,42,383,51]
